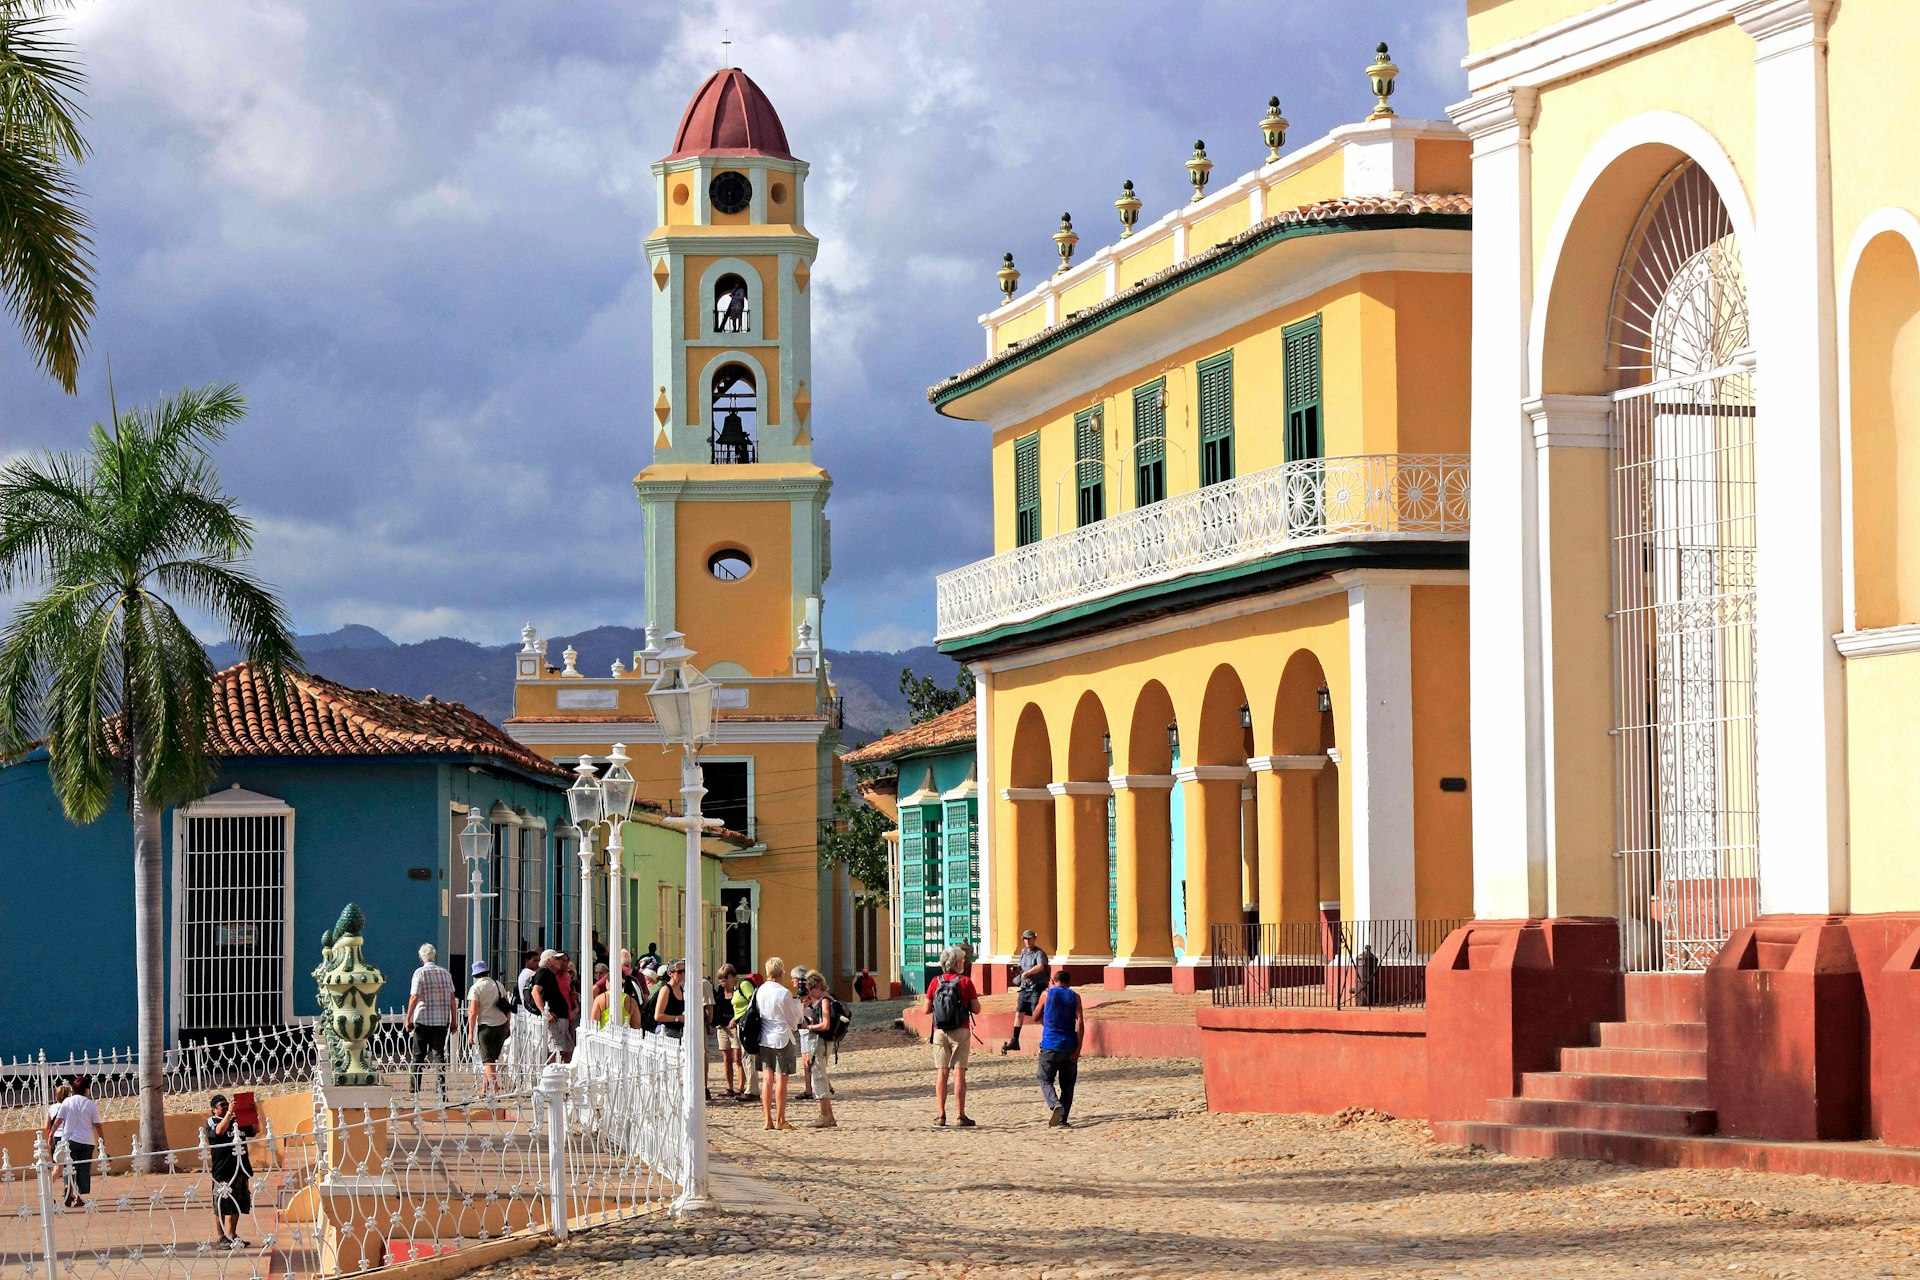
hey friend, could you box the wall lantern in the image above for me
[1316,683,1333,715]
[1100,730,1113,760]
[1114,180,1142,237]
[1166,721,1180,754]
[1238,703,1252,732]
[1259,97,1289,161]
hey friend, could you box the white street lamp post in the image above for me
[456,806,497,979]
[645,629,718,1210]
[603,744,639,966]
[568,756,606,984]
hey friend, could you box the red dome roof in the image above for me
[665,68,794,162]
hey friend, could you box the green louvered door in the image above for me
[900,809,926,989]
[1134,380,1166,506]
[920,804,945,974]
[1284,316,1324,531]
[1014,433,1041,545]
[943,798,976,951]
[1075,409,1105,526]
[1199,352,1235,487]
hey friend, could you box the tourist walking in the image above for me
[854,968,878,1001]
[1033,970,1085,1127]
[714,965,744,1097]
[1002,929,1049,1054]
[45,1075,99,1208]
[466,961,513,1096]
[754,956,804,1130]
[517,948,541,1008]
[927,945,981,1127]
[205,1093,254,1246]
[404,943,457,1096]
[532,949,579,1062]
[731,968,760,1099]
[654,960,690,1038]
[799,972,839,1127]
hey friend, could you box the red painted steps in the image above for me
[1518,1070,1711,1108]
[1432,1119,1920,1186]
[1488,1095,1715,1136]
[1557,1044,1707,1079]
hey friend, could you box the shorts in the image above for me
[1016,987,1042,1016]
[756,1041,799,1076]
[932,1027,970,1071]
[476,1022,508,1063]
[808,1053,835,1099]
[546,1016,576,1057]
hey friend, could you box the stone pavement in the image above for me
[478,1003,1920,1279]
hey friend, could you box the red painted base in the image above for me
[1171,964,1217,994]
[972,962,1011,995]
[1199,1006,1428,1117]
[1102,964,1173,990]
[1053,962,1107,987]
[888,980,903,999]
[1869,921,1920,1146]
[1434,1119,1920,1185]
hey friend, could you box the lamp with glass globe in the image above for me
[644,629,720,1209]
[456,805,496,979]
[567,756,605,977]
[601,744,639,971]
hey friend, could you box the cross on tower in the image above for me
[722,29,731,68]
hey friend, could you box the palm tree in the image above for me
[0,383,300,1157]
[0,0,95,391]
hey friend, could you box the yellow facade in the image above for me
[935,104,1475,985]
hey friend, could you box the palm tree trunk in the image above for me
[130,771,167,1168]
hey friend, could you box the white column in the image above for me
[677,752,709,1206]
[606,821,624,968]
[1347,579,1416,920]
[1733,0,1848,914]
[1449,86,1544,919]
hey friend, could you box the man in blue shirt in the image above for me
[1033,969,1084,1127]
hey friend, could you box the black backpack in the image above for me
[824,996,852,1043]
[638,985,658,1033]
[931,975,967,1031]
[736,991,763,1055]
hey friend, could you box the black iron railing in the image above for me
[1208,917,1466,1010]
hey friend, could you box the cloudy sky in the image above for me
[0,0,1465,653]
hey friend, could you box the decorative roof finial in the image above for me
[1186,140,1213,202]
[1053,213,1079,275]
[1115,180,1142,237]
[1367,42,1399,120]
[997,252,1020,303]
[562,644,579,677]
[520,623,539,653]
[1260,97,1290,161]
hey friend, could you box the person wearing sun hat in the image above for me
[466,960,512,1096]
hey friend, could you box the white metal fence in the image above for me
[934,452,1471,640]
[0,1014,691,1279]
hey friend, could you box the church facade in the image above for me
[508,69,854,989]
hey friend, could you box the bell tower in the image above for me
[638,68,830,676]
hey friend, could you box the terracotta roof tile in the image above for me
[841,700,976,766]
[929,193,1472,403]
[120,663,570,779]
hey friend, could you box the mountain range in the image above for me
[206,625,959,747]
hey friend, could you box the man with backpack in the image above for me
[926,944,981,1127]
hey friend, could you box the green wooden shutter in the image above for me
[1014,433,1041,546]
[943,798,974,948]
[1283,316,1323,463]
[900,809,924,973]
[1198,351,1235,486]
[1074,408,1105,526]
[966,800,981,950]
[920,803,945,966]
[1133,380,1167,506]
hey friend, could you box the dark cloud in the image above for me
[0,0,1464,649]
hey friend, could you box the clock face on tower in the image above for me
[708,171,753,215]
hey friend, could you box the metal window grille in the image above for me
[555,830,578,965]
[1609,160,1760,973]
[176,810,291,1036]
[1014,433,1041,546]
[1199,351,1234,486]
[1134,380,1167,505]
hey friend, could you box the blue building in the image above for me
[842,702,981,996]
[0,663,573,1058]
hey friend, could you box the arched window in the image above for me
[713,273,752,334]
[710,362,758,464]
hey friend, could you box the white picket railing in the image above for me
[934,453,1471,641]
[0,1015,692,1279]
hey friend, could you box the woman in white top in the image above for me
[753,956,804,1131]
[46,1075,101,1208]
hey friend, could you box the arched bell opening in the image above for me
[713,272,753,334]
[710,362,758,464]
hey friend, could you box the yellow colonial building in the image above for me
[508,69,856,988]
[930,55,1475,992]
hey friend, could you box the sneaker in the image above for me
[809,1118,837,1128]
[999,1040,1017,1055]
[1048,1104,1065,1127]
[956,1115,977,1128]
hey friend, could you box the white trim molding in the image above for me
[1834,625,1920,660]
[1107,773,1176,791]
[508,719,830,747]
[1246,755,1329,773]
[1173,765,1251,784]
[1524,394,1612,450]
[1046,781,1113,798]
[999,787,1051,803]
[1464,0,1733,95]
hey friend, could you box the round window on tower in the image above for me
[708,549,753,581]
[708,171,753,215]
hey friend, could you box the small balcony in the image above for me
[934,453,1470,642]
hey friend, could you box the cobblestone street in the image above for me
[486,1005,1920,1279]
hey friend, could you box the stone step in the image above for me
[1558,1045,1708,1078]
[1593,1020,1708,1051]
[1519,1071,1713,1109]
[1430,1120,1920,1186]
[1488,1095,1716,1136]
[1623,971,1706,1024]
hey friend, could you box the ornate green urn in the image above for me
[314,903,385,1085]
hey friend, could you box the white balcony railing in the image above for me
[935,453,1470,641]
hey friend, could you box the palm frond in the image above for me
[0,446,92,586]
[0,1,88,163]
[124,591,217,810]
[0,137,91,390]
